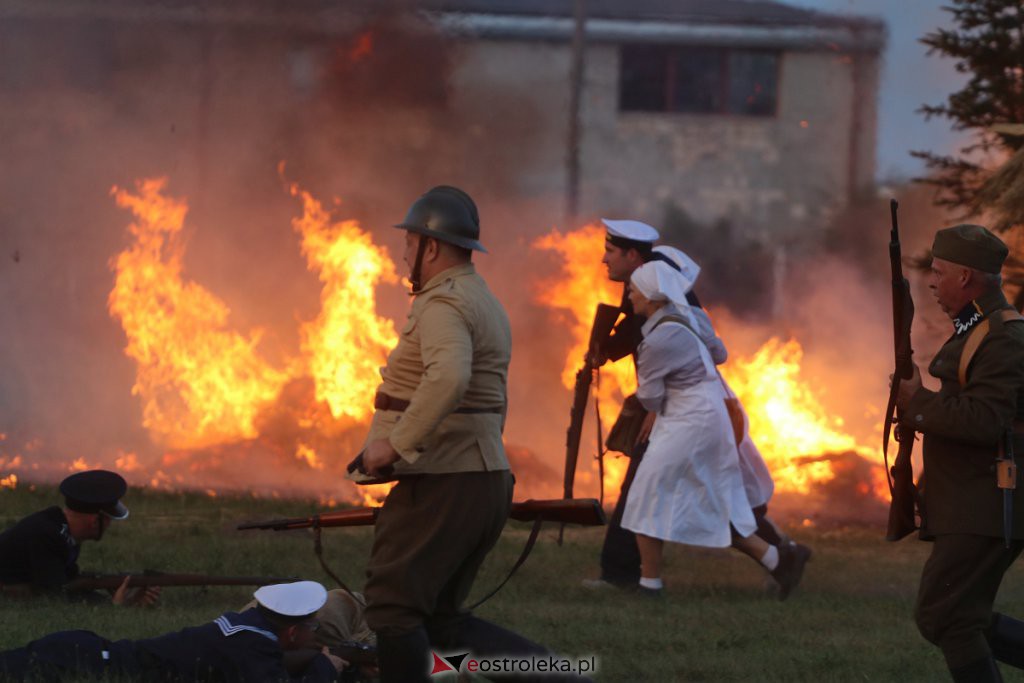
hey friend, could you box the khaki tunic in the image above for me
[355,262,511,475]
[906,289,1024,537]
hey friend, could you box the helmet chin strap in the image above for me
[409,234,430,294]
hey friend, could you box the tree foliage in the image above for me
[913,0,1024,231]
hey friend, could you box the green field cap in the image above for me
[932,224,1008,274]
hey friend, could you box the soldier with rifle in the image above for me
[581,222,808,596]
[0,469,160,606]
[894,224,1024,682]
[347,186,592,682]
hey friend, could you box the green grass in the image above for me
[2,485,1023,681]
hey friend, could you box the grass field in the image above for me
[2,484,1024,682]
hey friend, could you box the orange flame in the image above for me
[720,338,876,495]
[288,182,399,422]
[107,176,405,503]
[0,474,16,490]
[109,179,290,449]
[533,225,884,505]
[532,225,637,501]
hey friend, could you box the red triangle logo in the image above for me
[430,652,455,674]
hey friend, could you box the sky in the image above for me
[786,0,968,181]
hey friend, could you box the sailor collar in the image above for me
[412,263,476,296]
[213,609,279,642]
[952,289,1012,337]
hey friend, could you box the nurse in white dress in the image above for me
[620,261,787,595]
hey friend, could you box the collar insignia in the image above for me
[954,301,984,336]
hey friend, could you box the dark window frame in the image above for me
[619,44,781,118]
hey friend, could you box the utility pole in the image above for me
[565,0,587,225]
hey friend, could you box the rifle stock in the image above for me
[64,572,296,592]
[238,498,607,533]
[885,198,919,541]
[564,304,621,499]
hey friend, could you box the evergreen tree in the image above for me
[913,0,1024,231]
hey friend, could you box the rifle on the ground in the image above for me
[884,198,919,541]
[63,571,297,592]
[564,303,621,501]
[238,498,607,532]
[240,498,605,609]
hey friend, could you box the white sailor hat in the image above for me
[601,219,660,244]
[253,581,328,617]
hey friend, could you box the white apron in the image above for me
[622,323,757,548]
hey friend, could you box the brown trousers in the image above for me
[364,470,513,638]
[915,534,1024,668]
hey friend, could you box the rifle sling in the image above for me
[313,523,355,597]
[466,517,544,610]
[959,309,1024,386]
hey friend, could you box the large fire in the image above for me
[532,225,886,507]
[109,179,290,449]
[105,177,399,504]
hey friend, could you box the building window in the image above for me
[620,45,778,117]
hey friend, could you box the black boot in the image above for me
[949,656,1003,683]
[376,627,431,683]
[770,542,811,601]
[990,613,1024,669]
[444,617,594,682]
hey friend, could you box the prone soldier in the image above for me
[0,469,159,606]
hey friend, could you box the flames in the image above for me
[532,225,885,506]
[719,338,878,495]
[109,179,290,449]
[104,177,399,504]
[287,179,399,422]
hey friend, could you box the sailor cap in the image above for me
[601,219,659,244]
[254,581,328,618]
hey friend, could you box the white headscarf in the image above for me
[630,260,696,312]
[652,245,701,285]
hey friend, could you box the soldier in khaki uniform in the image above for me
[897,224,1024,682]
[352,186,590,683]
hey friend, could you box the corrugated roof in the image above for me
[418,0,882,30]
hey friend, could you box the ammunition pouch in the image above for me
[606,394,646,457]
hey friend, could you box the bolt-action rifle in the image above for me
[64,572,296,592]
[884,198,918,541]
[564,303,621,501]
[239,498,606,608]
[238,498,607,532]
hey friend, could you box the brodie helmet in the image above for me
[394,186,487,253]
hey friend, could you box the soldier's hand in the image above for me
[112,577,161,607]
[322,646,348,672]
[363,438,401,477]
[895,364,922,409]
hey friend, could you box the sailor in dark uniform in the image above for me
[0,580,345,682]
[0,469,157,605]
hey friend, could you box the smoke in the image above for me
[0,4,558,500]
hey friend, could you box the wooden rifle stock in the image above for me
[64,572,296,592]
[564,303,621,499]
[885,198,919,541]
[238,498,607,533]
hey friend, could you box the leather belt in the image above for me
[374,392,502,414]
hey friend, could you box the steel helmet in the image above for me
[394,185,486,253]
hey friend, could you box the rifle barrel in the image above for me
[237,498,607,532]
[65,574,295,592]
